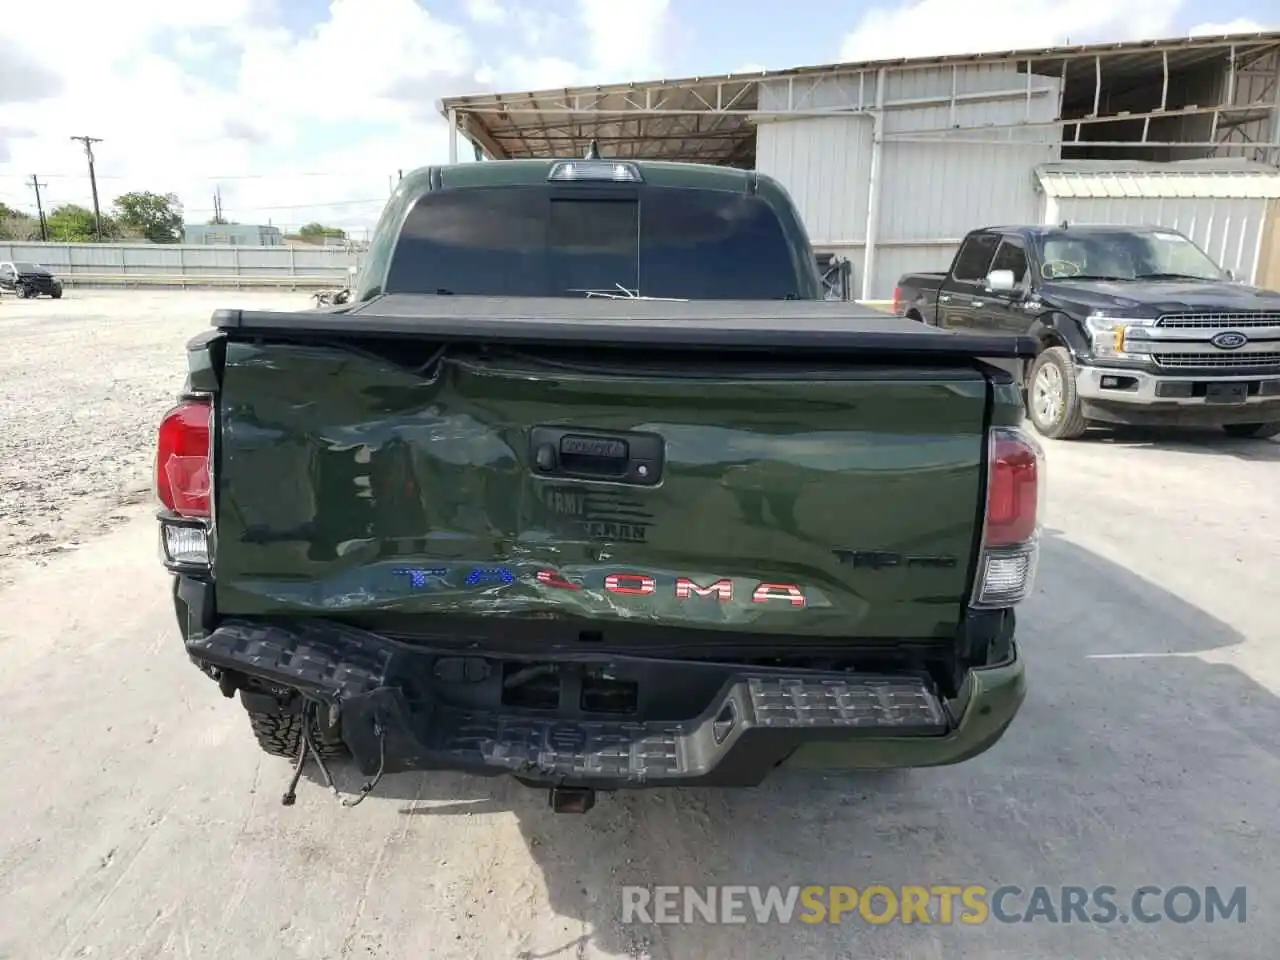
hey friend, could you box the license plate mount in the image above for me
[1205,382,1249,405]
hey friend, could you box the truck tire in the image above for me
[1222,422,1280,439]
[246,703,348,761]
[1026,346,1088,439]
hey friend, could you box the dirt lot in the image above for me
[0,289,312,582]
[1,290,1278,959]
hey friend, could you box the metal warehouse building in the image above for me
[439,31,1280,300]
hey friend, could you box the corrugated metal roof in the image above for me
[440,30,1280,162]
[1035,160,1280,199]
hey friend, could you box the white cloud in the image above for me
[839,0,1188,62]
[1188,18,1270,36]
[466,0,507,24]
[0,0,478,232]
[509,5,575,48]
[482,0,673,91]
[492,55,592,91]
[0,0,682,232]
[236,0,474,124]
[578,0,671,80]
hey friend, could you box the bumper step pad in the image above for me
[441,713,683,779]
[434,677,948,781]
[748,676,946,728]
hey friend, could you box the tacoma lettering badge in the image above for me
[394,565,809,606]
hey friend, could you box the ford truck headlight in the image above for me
[1083,314,1155,359]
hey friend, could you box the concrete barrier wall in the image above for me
[0,241,363,286]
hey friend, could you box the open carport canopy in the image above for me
[438,73,765,167]
[437,31,1280,167]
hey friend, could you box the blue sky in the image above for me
[0,0,1275,233]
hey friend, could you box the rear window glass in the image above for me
[386,186,804,300]
[989,239,1029,286]
[951,233,1000,282]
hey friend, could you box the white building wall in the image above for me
[755,117,872,248]
[756,63,1062,300]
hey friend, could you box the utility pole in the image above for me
[29,175,48,242]
[69,135,104,241]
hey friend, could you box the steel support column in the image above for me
[861,68,888,303]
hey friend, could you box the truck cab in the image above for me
[895,225,1280,440]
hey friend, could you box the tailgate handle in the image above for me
[530,427,664,486]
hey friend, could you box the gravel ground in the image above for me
[0,289,312,582]
[1,290,1278,958]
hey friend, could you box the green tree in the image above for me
[45,204,106,242]
[112,191,184,243]
[298,222,346,242]
[0,204,39,241]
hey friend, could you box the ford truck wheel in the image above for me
[1027,347,1087,439]
[1222,422,1280,439]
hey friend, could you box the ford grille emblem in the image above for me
[1211,331,1249,350]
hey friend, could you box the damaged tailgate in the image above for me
[209,297,1035,643]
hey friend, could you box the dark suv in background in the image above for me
[0,261,64,299]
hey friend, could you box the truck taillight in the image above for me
[972,427,1043,608]
[156,398,212,517]
[892,286,903,314]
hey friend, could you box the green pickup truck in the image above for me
[156,157,1043,812]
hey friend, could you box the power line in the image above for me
[182,198,387,213]
[2,191,384,217]
[0,170,391,182]
[0,172,125,181]
[183,171,389,181]
[69,136,104,241]
[29,175,48,242]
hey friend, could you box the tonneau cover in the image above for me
[212,294,1038,359]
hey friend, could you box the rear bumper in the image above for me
[1075,364,1280,426]
[187,617,1025,788]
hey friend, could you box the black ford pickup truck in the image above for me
[157,157,1042,813]
[896,224,1280,440]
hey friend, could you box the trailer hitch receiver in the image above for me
[549,786,596,814]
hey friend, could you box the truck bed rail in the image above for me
[212,294,1039,359]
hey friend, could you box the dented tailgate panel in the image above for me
[213,341,989,639]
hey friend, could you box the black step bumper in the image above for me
[188,619,1024,788]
